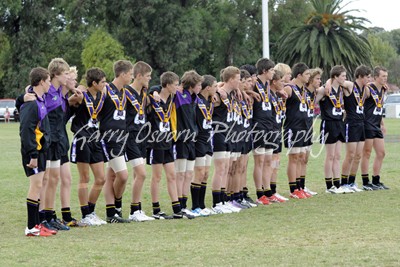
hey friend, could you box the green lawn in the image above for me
[0,119,399,266]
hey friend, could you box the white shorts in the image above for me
[47,160,60,169]
[175,159,195,172]
[195,155,213,167]
[107,156,127,173]
[129,157,145,168]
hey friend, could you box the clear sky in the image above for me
[346,0,399,31]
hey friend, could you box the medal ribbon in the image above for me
[240,101,251,119]
[292,85,306,104]
[197,96,213,121]
[255,81,269,103]
[329,86,343,108]
[126,88,146,116]
[106,85,127,111]
[83,91,105,120]
[368,85,383,108]
[150,94,173,123]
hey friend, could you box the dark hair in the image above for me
[373,66,388,78]
[354,65,371,79]
[240,64,257,76]
[86,67,106,87]
[330,65,346,79]
[256,58,275,75]
[114,60,133,77]
[201,75,216,90]
[292,62,309,78]
[181,70,203,90]
[160,71,179,87]
[30,67,50,87]
[240,69,251,80]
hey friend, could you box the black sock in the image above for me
[325,178,333,190]
[341,174,348,186]
[44,209,53,222]
[106,204,116,217]
[115,197,122,210]
[27,198,39,229]
[36,199,41,224]
[88,202,96,214]
[270,182,277,194]
[256,189,264,199]
[362,174,369,185]
[242,187,249,198]
[212,190,221,207]
[172,201,181,214]
[221,188,227,203]
[199,182,207,209]
[227,192,232,202]
[296,178,301,190]
[52,210,57,220]
[81,205,90,218]
[130,202,140,215]
[152,202,160,215]
[139,202,142,211]
[348,174,356,184]
[333,178,340,188]
[61,207,73,222]
[39,210,45,222]
[289,182,297,193]
[300,175,305,189]
[190,183,201,210]
[233,192,240,201]
[264,189,273,198]
[372,175,380,184]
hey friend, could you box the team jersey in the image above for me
[172,89,198,141]
[212,92,233,132]
[60,91,71,155]
[20,87,50,158]
[147,93,174,150]
[283,84,309,130]
[343,82,365,122]
[195,93,214,143]
[98,83,127,138]
[71,90,106,137]
[305,88,316,129]
[270,90,283,130]
[364,83,385,131]
[45,84,64,143]
[252,78,274,130]
[319,86,344,121]
[125,85,147,133]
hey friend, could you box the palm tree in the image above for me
[275,0,371,80]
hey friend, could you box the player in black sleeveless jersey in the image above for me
[361,66,389,190]
[320,65,348,194]
[300,68,325,197]
[173,70,202,217]
[336,65,372,192]
[99,60,133,223]
[210,66,241,214]
[250,58,276,205]
[283,63,311,199]
[191,75,218,215]
[147,72,194,219]
[123,61,155,222]
[69,67,107,225]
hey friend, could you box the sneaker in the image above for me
[39,223,57,235]
[275,193,289,201]
[304,187,318,196]
[152,211,173,220]
[129,210,156,222]
[80,215,100,226]
[212,203,232,214]
[240,199,255,208]
[49,218,70,230]
[290,189,307,199]
[300,189,312,198]
[373,182,390,190]
[182,208,200,217]
[115,208,123,218]
[341,185,355,193]
[106,214,130,223]
[268,195,286,203]
[348,183,363,192]
[63,218,87,227]
[231,200,248,209]
[202,207,216,215]
[173,210,195,219]
[244,196,257,205]
[41,220,58,231]
[25,226,40,236]
[256,195,270,205]
[89,212,107,225]
[223,202,241,213]
[192,207,210,217]
[326,186,345,194]
[362,183,380,191]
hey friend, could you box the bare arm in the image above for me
[314,86,325,104]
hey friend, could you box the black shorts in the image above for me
[22,151,47,177]
[103,141,126,160]
[213,133,232,152]
[47,142,61,161]
[365,128,383,139]
[253,128,281,150]
[344,121,365,142]
[174,140,196,161]
[304,126,314,147]
[70,137,106,164]
[273,141,282,154]
[195,139,213,158]
[125,131,147,161]
[320,120,345,144]
[61,154,69,165]
[283,128,307,148]
[146,148,174,165]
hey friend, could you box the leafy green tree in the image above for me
[81,28,128,81]
[367,34,397,67]
[275,0,372,80]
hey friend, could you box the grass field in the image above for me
[0,119,399,266]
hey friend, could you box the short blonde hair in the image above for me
[274,63,291,75]
[69,66,78,78]
[48,58,70,79]
[307,68,323,86]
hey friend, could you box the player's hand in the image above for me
[152,91,161,102]
[381,125,387,135]
[26,158,38,169]
[218,88,227,100]
[277,88,288,99]
[23,93,36,102]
